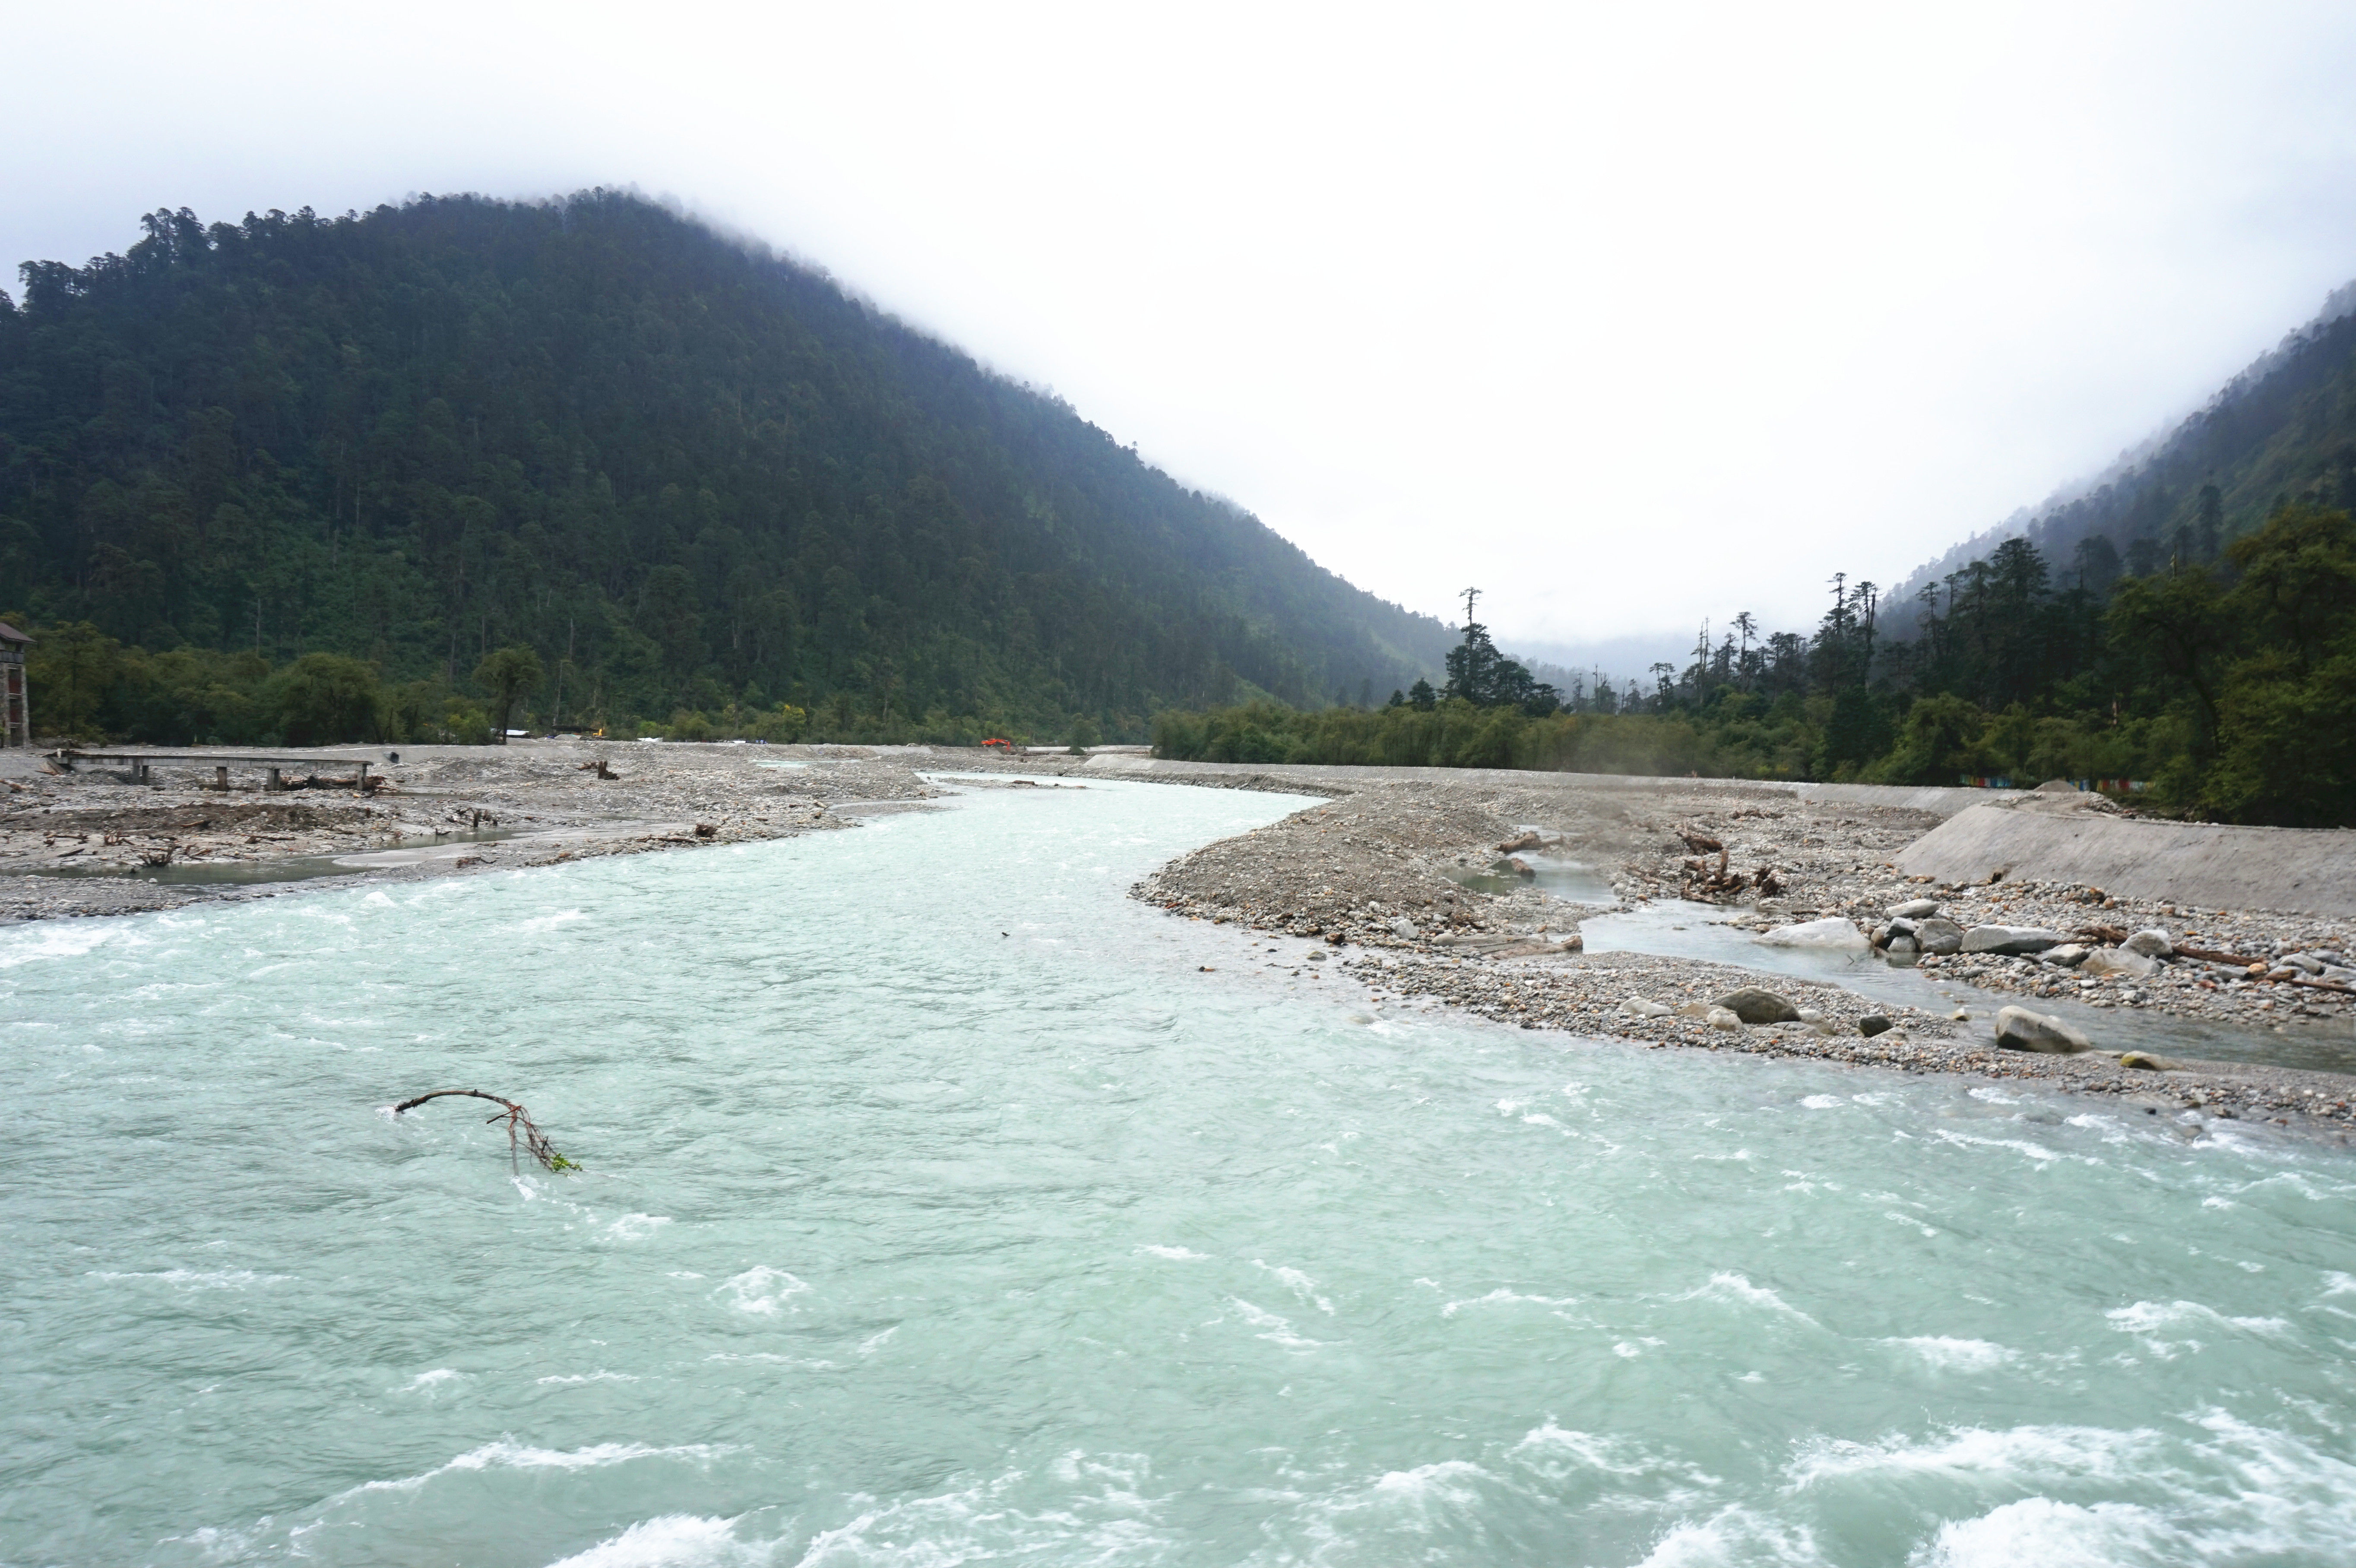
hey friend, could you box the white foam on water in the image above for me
[2105,1300,2291,1357]
[603,1213,672,1242]
[1136,1244,1209,1261]
[1677,1272,1820,1327]
[0,919,123,969]
[1632,1505,1821,1567]
[1790,1422,2156,1489]
[1910,1497,2167,1567]
[401,1368,466,1393]
[716,1266,810,1315]
[343,1441,732,1500]
[1251,1261,1334,1314]
[540,1514,757,1568]
[1800,1095,1845,1110]
[1224,1296,1331,1352]
[519,909,588,933]
[1932,1128,2099,1165]
[1440,1287,1580,1318]
[537,1370,640,1384]
[87,1268,290,1290]
[1886,1337,2017,1372]
[783,1454,1169,1568]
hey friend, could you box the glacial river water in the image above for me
[3,778,2354,1566]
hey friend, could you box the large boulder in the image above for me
[1961,925,2069,955]
[1889,898,1941,919]
[2123,929,2174,959]
[1913,917,1966,955]
[1754,917,1869,954]
[2082,946,2158,979]
[1995,1005,2093,1053]
[1715,986,1802,1024]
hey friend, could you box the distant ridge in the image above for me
[1890,277,2356,620]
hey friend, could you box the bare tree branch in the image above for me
[394,1089,578,1172]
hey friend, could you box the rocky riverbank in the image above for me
[1067,758,2356,1135]
[0,740,943,922]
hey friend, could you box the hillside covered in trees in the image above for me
[1159,498,2356,826]
[0,193,1453,743]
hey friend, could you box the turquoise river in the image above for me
[3,778,2353,1566]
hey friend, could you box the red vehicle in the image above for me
[982,738,1013,749]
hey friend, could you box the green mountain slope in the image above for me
[1892,281,2356,613]
[0,192,1451,740]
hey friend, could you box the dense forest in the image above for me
[0,193,1454,745]
[1157,499,2356,827]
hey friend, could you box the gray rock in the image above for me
[1858,1015,1894,1037]
[1705,1006,1743,1031]
[2082,947,2158,979]
[1618,997,1672,1018]
[1913,917,1966,955]
[1389,916,1419,939]
[1755,917,1870,954]
[1715,986,1802,1024]
[1995,1005,2093,1053]
[1887,933,1919,956]
[1889,898,1941,919]
[1887,916,1918,937]
[2123,929,2174,959]
[2041,944,2090,967]
[1961,925,2069,955]
[2282,951,2326,974]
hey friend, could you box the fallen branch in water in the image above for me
[393,1089,579,1172]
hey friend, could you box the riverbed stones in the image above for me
[1995,1005,2094,1053]
[1913,917,1966,955]
[2123,928,2175,958]
[1755,917,1869,953]
[1715,985,1803,1024]
[1962,924,2069,955]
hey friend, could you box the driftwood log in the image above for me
[393,1089,578,1172]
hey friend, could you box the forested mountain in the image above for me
[0,192,1453,742]
[1890,279,2356,622]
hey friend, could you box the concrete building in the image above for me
[0,621,28,747]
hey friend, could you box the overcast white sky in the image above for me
[11,3,2356,665]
